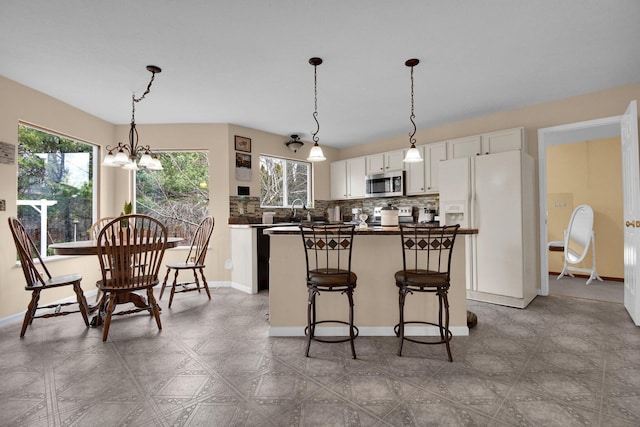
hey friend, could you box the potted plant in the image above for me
[120,201,132,227]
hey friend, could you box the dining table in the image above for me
[49,237,184,326]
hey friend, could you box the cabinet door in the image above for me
[481,127,525,154]
[405,146,426,195]
[365,154,384,175]
[425,142,447,193]
[385,149,406,171]
[347,157,366,198]
[447,135,482,158]
[330,160,348,200]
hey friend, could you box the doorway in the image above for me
[538,116,623,297]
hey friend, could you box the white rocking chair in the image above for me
[548,204,603,285]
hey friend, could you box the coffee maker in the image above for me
[418,202,437,224]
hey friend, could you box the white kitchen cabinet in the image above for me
[330,157,366,199]
[447,127,525,158]
[480,127,526,154]
[447,135,481,159]
[424,141,447,193]
[365,149,405,174]
[404,146,425,195]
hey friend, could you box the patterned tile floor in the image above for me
[1,287,639,426]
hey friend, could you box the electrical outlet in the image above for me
[0,199,5,211]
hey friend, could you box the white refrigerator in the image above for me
[439,150,538,308]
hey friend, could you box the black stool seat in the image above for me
[301,224,358,359]
[395,224,460,361]
[308,269,357,288]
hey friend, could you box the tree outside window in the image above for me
[17,125,96,256]
[260,155,311,207]
[135,151,210,241]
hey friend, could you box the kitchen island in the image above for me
[265,225,477,337]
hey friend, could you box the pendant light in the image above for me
[103,65,163,170]
[403,58,423,163]
[306,57,326,162]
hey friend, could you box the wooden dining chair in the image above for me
[90,216,123,303]
[160,216,214,307]
[8,217,90,337]
[96,214,168,341]
[90,216,116,240]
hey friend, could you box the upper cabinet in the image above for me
[404,146,425,195]
[447,127,525,158]
[404,141,447,195]
[481,127,526,154]
[365,149,405,175]
[446,135,481,159]
[330,157,366,200]
[329,127,525,199]
[424,141,447,193]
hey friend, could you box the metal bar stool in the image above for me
[395,224,460,361]
[300,224,359,359]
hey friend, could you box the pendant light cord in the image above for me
[408,64,417,148]
[312,63,320,145]
[130,69,159,124]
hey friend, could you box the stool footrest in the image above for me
[305,320,359,343]
[394,321,452,345]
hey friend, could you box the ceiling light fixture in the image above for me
[403,58,423,163]
[285,134,304,153]
[103,65,163,170]
[306,57,326,162]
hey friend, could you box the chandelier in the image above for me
[403,58,423,163]
[306,57,326,162]
[103,65,163,170]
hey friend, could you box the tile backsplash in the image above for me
[229,195,439,223]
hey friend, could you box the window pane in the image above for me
[260,156,284,207]
[285,160,310,206]
[260,155,311,208]
[17,125,96,256]
[135,151,209,240]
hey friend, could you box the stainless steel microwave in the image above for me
[365,171,404,198]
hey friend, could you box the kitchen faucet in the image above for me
[290,198,306,221]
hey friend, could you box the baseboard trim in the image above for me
[548,272,623,282]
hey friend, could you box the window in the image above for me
[260,155,311,207]
[135,151,209,240]
[17,124,97,256]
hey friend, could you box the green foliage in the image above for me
[17,125,95,248]
[136,151,209,239]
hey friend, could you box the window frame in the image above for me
[16,122,99,257]
[259,154,313,208]
[133,149,210,244]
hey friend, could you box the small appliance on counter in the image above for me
[417,202,438,224]
[369,205,413,227]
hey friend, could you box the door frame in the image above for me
[538,116,623,296]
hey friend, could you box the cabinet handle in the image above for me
[626,220,640,227]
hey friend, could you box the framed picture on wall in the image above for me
[235,152,251,169]
[235,135,251,153]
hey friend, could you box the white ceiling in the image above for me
[1,1,639,148]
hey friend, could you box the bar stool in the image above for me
[395,224,460,361]
[300,224,358,359]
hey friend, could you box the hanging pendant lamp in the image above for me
[306,57,326,162]
[403,58,423,163]
[103,65,163,170]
